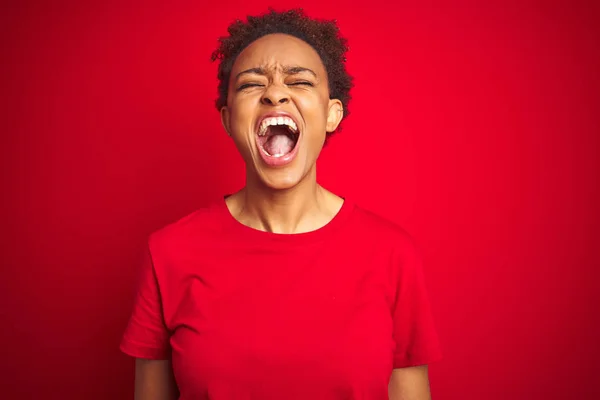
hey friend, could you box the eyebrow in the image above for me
[235,66,317,80]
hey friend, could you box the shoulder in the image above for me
[349,202,418,251]
[345,201,427,287]
[345,201,424,272]
[147,198,226,255]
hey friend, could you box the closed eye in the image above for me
[237,83,264,91]
[289,81,314,87]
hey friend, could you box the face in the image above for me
[220,33,343,190]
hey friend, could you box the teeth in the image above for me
[258,116,298,136]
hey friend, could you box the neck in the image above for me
[229,166,341,234]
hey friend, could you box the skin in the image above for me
[389,366,433,400]
[134,33,433,399]
[220,33,345,234]
[134,359,178,400]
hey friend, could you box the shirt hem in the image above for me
[120,339,171,360]
[393,351,443,368]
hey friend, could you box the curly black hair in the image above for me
[211,8,354,136]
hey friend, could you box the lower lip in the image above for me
[256,133,301,167]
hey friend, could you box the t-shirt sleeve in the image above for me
[120,241,171,360]
[391,238,442,368]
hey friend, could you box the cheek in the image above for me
[297,92,331,124]
[228,113,258,161]
[229,106,253,134]
[227,91,256,129]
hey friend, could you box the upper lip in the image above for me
[255,111,300,134]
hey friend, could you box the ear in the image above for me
[326,99,344,133]
[220,106,232,137]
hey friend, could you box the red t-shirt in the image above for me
[120,197,442,399]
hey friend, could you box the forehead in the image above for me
[232,33,325,75]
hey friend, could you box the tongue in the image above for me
[264,134,294,156]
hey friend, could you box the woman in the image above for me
[120,8,442,400]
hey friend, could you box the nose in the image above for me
[261,84,289,105]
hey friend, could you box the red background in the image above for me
[2,0,599,399]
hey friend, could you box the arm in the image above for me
[388,365,432,400]
[134,358,179,400]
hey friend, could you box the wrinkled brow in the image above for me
[235,65,317,80]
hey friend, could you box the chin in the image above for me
[255,166,309,191]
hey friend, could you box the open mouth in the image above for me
[256,116,300,159]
